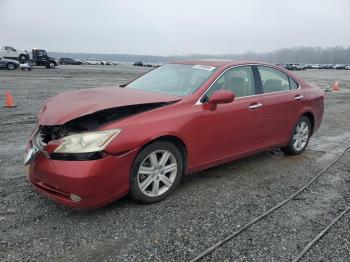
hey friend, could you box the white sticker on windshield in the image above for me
[192,65,216,71]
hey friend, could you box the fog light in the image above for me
[70,194,81,202]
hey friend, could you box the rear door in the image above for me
[256,66,305,146]
[189,66,265,166]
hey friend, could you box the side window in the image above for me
[258,66,290,93]
[5,46,16,52]
[38,50,46,56]
[205,66,255,99]
[289,77,299,89]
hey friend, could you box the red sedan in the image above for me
[25,60,324,208]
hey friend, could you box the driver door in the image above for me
[188,66,265,167]
[35,50,47,66]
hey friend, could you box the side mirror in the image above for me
[204,90,235,111]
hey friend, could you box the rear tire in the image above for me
[129,141,184,203]
[19,54,27,62]
[282,116,311,155]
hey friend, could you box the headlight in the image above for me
[54,129,122,153]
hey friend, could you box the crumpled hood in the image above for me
[38,87,181,125]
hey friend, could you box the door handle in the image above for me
[294,95,304,101]
[248,103,262,110]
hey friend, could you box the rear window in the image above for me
[258,66,291,93]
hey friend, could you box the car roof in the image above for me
[170,59,305,85]
[171,59,262,67]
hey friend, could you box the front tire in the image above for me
[282,116,311,155]
[129,141,184,203]
[48,62,55,69]
[7,63,16,70]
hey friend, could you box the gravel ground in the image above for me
[0,65,349,261]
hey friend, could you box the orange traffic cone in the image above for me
[4,90,16,107]
[332,81,340,91]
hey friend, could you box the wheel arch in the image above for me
[139,135,188,170]
[6,62,15,69]
[301,111,315,134]
[19,53,29,59]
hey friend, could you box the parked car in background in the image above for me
[85,58,100,65]
[292,64,307,70]
[332,64,346,69]
[0,46,29,62]
[284,64,293,70]
[91,59,106,65]
[345,65,350,70]
[285,64,305,70]
[59,58,83,65]
[323,64,334,69]
[0,56,20,70]
[300,64,307,70]
[25,60,324,208]
[311,64,323,69]
[274,63,283,67]
[133,61,144,66]
[143,62,155,67]
[305,64,313,69]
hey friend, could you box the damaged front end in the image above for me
[32,126,108,161]
[30,103,169,162]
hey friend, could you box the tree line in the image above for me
[169,46,350,64]
[51,46,350,64]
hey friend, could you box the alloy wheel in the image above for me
[7,63,15,70]
[137,150,177,197]
[292,120,309,151]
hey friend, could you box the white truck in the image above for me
[0,46,29,62]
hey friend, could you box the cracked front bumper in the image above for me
[26,149,138,209]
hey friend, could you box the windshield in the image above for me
[127,64,217,96]
[37,50,47,56]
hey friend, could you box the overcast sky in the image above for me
[0,0,349,56]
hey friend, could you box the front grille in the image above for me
[50,152,104,161]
